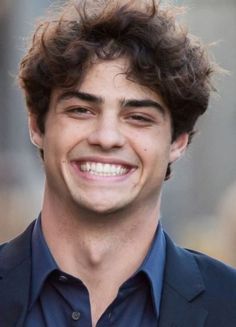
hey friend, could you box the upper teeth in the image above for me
[80,162,128,176]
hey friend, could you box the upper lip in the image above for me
[70,156,138,168]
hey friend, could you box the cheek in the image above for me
[130,140,150,158]
[46,124,85,151]
[130,135,158,164]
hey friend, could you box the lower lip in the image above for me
[71,162,135,182]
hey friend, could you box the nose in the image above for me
[87,114,126,150]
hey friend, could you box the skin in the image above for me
[29,58,189,325]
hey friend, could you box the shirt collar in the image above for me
[30,216,58,309]
[138,223,166,318]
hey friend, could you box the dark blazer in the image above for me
[1,222,236,327]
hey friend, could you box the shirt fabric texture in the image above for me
[24,217,166,327]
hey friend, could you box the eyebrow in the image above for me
[121,99,165,115]
[57,90,103,105]
[57,90,166,115]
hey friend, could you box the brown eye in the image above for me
[65,106,96,119]
[130,114,152,122]
[126,113,155,127]
[68,107,90,114]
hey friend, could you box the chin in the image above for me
[85,203,121,215]
[73,198,130,217]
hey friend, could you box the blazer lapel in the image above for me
[0,222,35,327]
[159,233,208,327]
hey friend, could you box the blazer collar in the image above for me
[0,221,35,327]
[159,232,208,327]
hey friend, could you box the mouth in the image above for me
[71,160,135,178]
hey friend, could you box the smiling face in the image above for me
[29,58,188,217]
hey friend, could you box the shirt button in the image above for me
[58,275,68,282]
[72,311,81,321]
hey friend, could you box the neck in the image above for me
[40,186,161,285]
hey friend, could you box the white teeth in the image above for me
[80,162,129,176]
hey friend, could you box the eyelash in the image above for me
[67,107,93,115]
[130,114,153,122]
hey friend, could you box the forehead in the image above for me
[77,58,165,104]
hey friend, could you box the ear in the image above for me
[28,113,44,149]
[169,133,189,163]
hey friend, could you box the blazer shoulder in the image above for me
[188,248,236,277]
[0,221,35,273]
[163,234,236,327]
[164,232,236,299]
[187,248,236,295]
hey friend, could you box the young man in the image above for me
[1,1,236,326]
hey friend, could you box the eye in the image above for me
[66,106,95,118]
[127,113,154,126]
[130,114,152,122]
[68,107,90,114]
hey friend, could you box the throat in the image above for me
[80,236,115,268]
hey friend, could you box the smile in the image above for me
[79,162,129,176]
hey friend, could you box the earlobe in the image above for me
[169,133,189,163]
[28,113,44,149]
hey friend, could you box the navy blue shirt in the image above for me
[24,217,166,326]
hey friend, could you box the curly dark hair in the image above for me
[18,0,217,179]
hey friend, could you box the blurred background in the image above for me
[0,0,236,267]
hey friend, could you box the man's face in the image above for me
[29,58,188,215]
